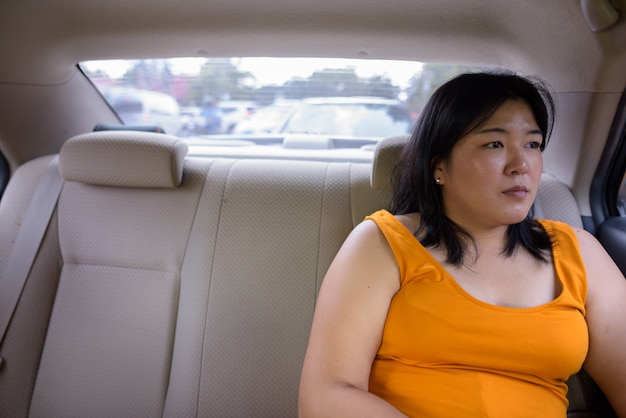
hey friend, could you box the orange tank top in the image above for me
[366,210,588,417]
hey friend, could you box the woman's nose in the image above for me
[506,147,528,176]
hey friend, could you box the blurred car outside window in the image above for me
[218,100,257,134]
[103,87,182,135]
[81,58,482,159]
[233,100,300,134]
[279,97,413,138]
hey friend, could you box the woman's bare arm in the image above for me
[299,220,406,417]
[576,227,626,417]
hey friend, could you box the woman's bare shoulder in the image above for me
[570,226,610,265]
[570,225,625,304]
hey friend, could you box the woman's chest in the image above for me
[443,255,559,308]
[380,276,588,380]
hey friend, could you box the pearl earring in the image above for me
[435,178,441,185]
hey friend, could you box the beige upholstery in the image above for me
[535,173,584,228]
[162,159,388,416]
[370,134,407,191]
[0,131,390,417]
[59,131,188,187]
[0,132,598,417]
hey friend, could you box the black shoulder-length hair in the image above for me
[390,71,555,266]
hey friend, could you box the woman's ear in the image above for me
[432,159,445,185]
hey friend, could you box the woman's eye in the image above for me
[527,141,542,149]
[485,141,503,148]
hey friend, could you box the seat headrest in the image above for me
[371,135,409,191]
[59,131,188,188]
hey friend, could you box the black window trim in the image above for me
[590,88,626,228]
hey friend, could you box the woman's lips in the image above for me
[503,185,529,198]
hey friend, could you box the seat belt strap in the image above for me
[0,156,63,349]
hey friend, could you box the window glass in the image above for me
[81,58,481,161]
[602,109,626,218]
[0,151,8,200]
[617,173,626,216]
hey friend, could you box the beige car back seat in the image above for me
[0,131,204,416]
[0,131,611,417]
[0,130,389,417]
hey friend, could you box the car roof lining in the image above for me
[0,0,625,92]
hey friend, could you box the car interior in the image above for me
[0,0,625,417]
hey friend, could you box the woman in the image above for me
[299,72,626,417]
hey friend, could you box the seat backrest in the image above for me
[0,131,392,417]
[0,132,606,417]
[0,131,205,416]
[160,156,391,416]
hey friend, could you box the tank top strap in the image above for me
[537,219,587,315]
[364,209,428,282]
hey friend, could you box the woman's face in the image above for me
[435,99,544,232]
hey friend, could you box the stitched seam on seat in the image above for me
[314,163,331,300]
[194,159,234,415]
[162,160,213,414]
[62,262,176,275]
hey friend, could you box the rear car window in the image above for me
[81,58,482,161]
